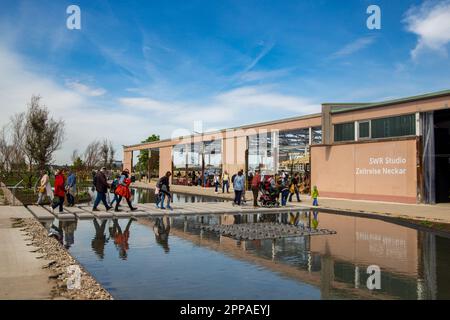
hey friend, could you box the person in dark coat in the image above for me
[92,167,112,211]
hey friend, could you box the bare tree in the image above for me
[100,139,110,168]
[0,126,11,177]
[83,140,102,170]
[10,113,27,171]
[109,141,115,169]
[23,95,65,171]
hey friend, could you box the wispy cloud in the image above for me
[404,0,450,59]
[66,81,106,97]
[118,85,320,128]
[225,41,276,89]
[331,36,376,59]
[0,43,158,164]
[243,41,276,74]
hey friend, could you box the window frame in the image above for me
[358,120,371,140]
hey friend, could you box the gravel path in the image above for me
[18,218,113,300]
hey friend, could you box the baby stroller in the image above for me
[258,177,280,207]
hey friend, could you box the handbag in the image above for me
[39,186,46,193]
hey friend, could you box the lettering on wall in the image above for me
[356,157,407,175]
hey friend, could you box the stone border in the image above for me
[0,182,23,206]
[17,217,113,300]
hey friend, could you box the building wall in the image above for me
[221,135,247,175]
[311,138,418,203]
[123,151,132,172]
[159,146,173,180]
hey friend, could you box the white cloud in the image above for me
[118,85,320,128]
[0,43,159,164]
[331,36,376,58]
[66,81,107,97]
[0,42,319,165]
[404,0,450,59]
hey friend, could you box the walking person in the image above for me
[66,170,77,207]
[312,185,319,206]
[233,170,245,206]
[203,172,208,188]
[36,170,53,205]
[213,172,220,194]
[289,173,301,202]
[280,174,290,206]
[109,174,121,207]
[157,171,172,210]
[222,170,230,193]
[93,167,112,211]
[251,170,261,207]
[51,169,66,213]
[114,169,138,212]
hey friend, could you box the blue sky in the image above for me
[1,0,450,163]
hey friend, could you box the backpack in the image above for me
[110,179,118,193]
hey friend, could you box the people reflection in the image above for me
[61,220,77,249]
[110,218,136,260]
[47,218,77,249]
[289,212,300,226]
[312,211,319,230]
[153,217,171,253]
[92,218,108,259]
[48,218,63,244]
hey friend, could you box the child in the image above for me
[109,175,120,207]
[312,185,319,206]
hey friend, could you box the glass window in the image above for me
[334,122,355,142]
[311,126,322,144]
[371,114,415,139]
[359,121,370,139]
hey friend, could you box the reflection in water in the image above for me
[110,218,136,260]
[43,192,450,300]
[47,218,78,249]
[153,217,171,253]
[92,219,107,259]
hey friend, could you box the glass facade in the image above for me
[248,132,277,173]
[371,114,416,139]
[278,129,310,173]
[311,126,322,144]
[334,122,355,142]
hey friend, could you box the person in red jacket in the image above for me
[51,169,66,213]
[114,169,137,212]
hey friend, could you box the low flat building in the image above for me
[123,89,450,204]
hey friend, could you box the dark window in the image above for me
[359,121,370,139]
[371,114,415,139]
[334,122,355,142]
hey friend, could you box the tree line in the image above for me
[0,95,117,187]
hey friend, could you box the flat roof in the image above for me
[124,112,322,149]
[329,89,450,114]
[124,89,450,149]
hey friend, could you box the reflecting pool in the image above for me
[41,189,450,300]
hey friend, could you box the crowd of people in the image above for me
[161,168,319,208]
[35,167,138,213]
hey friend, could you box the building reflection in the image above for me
[160,211,448,300]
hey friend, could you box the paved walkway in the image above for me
[133,181,450,224]
[0,206,54,299]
